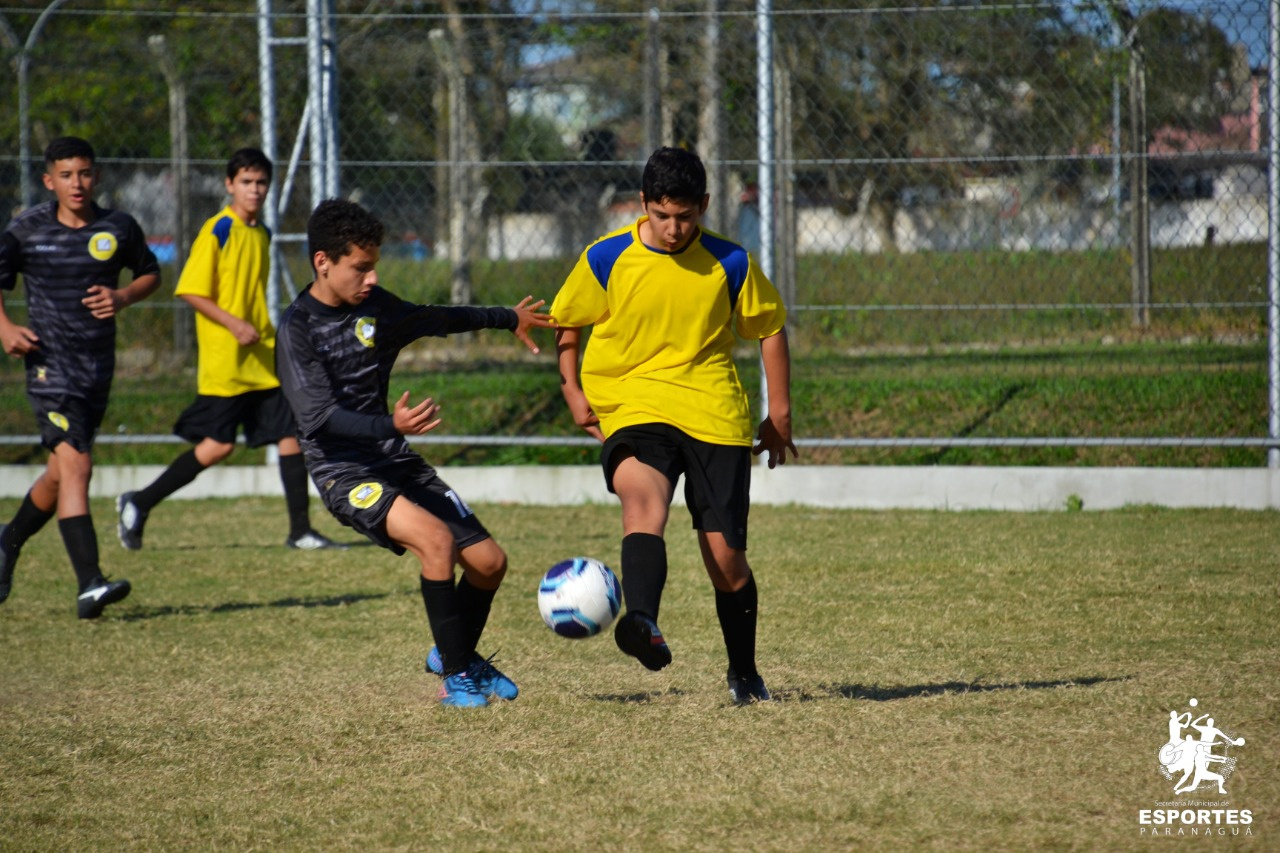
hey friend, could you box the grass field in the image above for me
[0,498,1275,850]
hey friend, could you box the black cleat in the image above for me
[727,668,772,705]
[613,611,672,671]
[286,530,349,550]
[77,577,132,619]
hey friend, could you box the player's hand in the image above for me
[564,387,604,443]
[392,391,443,436]
[752,413,798,469]
[227,317,261,346]
[0,321,39,357]
[83,284,125,319]
[510,296,555,354]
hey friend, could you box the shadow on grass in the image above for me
[116,590,394,622]
[590,688,688,704]
[774,674,1131,703]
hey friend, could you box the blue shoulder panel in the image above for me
[585,231,634,291]
[698,232,750,309]
[211,215,234,250]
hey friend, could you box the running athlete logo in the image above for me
[1158,698,1246,795]
[87,232,118,261]
[354,317,376,348]
[47,412,69,431]
[349,482,384,509]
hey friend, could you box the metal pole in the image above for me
[320,0,340,198]
[17,0,69,212]
[756,0,774,434]
[307,0,326,205]
[1269,0,1280,468]
[258,0,282,328]
[1127,25,1150,328]
[756,0,774,282]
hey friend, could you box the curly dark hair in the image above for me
[307,198,384,265]
[641,146,706,205]
[44,136,95,166]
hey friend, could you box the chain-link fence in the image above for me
[0,1,1274,464]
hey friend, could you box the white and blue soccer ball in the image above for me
[537,557,622,639]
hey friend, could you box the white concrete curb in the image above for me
[1,465,1276,511]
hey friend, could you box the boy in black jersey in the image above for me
[0,137,161,618]
[276,198,552,707]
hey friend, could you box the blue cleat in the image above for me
[427,646,518,701]
[438,670,489,708]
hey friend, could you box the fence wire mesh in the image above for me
[0,1,1273,464]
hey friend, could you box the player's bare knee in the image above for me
[460,540,508,583]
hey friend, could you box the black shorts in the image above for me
[28,390,108,454]
[315,453,490,556]
[602,423,752,550]
[174,388,296,447]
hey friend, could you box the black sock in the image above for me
[279,452,312,539]
[715,572,760,679]
[3,491,55,551]
[134,448,206,511]
[456,575,497,651]
[58,515,103,591]
[621,532,667,621]
[421,576,470,675]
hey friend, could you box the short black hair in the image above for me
[307,198,384,265]
[227,147,273,181]
[44,136,95,167]
[641,146,706,205]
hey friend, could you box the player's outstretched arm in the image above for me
[753,327,798,469]
[555,326,604,443]
[392,391,443,436]
[510,295,555,354]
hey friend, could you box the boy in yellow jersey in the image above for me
[551,147,797,704]
[117,148,342,552]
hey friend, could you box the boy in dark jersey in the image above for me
[551,147,797,703]
[116,148,342,552]
[0,136,161,618]
[276,198,552,707]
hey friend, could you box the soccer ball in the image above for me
[537,557,622,639]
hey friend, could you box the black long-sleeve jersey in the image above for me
[0,200,159,396]
[276,285,518,482]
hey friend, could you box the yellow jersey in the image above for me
[175,206,278,396]
[551,217,786,445]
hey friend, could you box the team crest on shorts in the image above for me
[35,366,48,382]
[354,317,376,348]
[47,411,69,430]
[348,481,384,509]
[87,231,118,261]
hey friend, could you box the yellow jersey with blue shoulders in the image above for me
[175,205,277,396]
[550,216,786,446]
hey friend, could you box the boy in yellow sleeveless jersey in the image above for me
[551,147,797,703]
[117,148,341,552]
